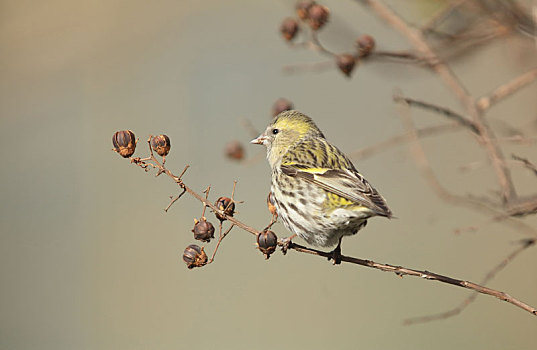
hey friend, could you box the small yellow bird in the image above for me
[251,110,392,263]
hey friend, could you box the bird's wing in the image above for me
[280,164,392,218]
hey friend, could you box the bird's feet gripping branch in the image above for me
[328,237,344,265]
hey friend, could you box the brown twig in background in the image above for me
[370,50,423,63]
[393,95,478,134]
[240,118,261,139]
[420,0,469,34]
[282,50,425,74]
[512,154,537,177]
[349,123,461,160]
[434,26,509,61]
[396,98,537,237]
[477,68,537,111]
[361,0,518,203]
[505,195,537,218]
[283,60,338,74]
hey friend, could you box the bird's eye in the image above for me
[272,129,279,135]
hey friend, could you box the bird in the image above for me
[251,110,392,263]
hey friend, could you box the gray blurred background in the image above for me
[1,0,537,349]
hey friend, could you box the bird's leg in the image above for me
[265,215,277,230]
[280,234,297,255]
[328,236,343,265]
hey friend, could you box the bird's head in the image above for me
[251,110,324,167]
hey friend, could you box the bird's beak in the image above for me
[250,135,267,145]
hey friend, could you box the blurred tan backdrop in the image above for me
[1,0,537,349]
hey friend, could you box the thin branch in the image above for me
[421,0,469,34]
[287,241,537,317]
[512,154,537,177]
[505,195,537,218]
[282,60,335,74]
[393,95,478,133]
[240,118,261,139]
[432,24,509,61]
[472,116,517,203]
[164,189,186,212]
[208,224,235,263]
[477,68,537,111]
[403,238,535,325]
[282,50,424,75]
[201,185,211,218]
[286,27,337,58]
[310,31,337,58]
[370,50,424,63]
[349,123,461,160]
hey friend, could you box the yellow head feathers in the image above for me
[251,110,325,167]
[271,110,325,139]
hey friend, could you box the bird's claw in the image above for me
[328,245,342,265]
[280,236,294,255]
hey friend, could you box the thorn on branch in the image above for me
[164,189,186,212]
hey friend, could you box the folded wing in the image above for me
[281,164,392,218]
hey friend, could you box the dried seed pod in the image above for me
[257,230,278,259]
[296,0,315,20]
[112,130,136,158]
[356,34,375,57]
[307,4,329,30]
[280,18,299,41]
[183,244,208,269]
[272,98,294,117]
[267,192,278,217]
[336,54,356,77]
[215,197,235,221]
[151,134,171,157]
[192,217,215,243]
[225,140,245,161]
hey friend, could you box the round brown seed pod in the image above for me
[215,197,235,221]
[183,244,208,269]
[280,17,299,41]
[225,140,245,161]
[336,54,356,77]
[307,4,329,30]
[257,230,278,259]
[112,130,136,158]
[151,134,171,157]
[356,34,375,57]
[272,98,294,117]
[192,217,215,243]
[296,0,315,20]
